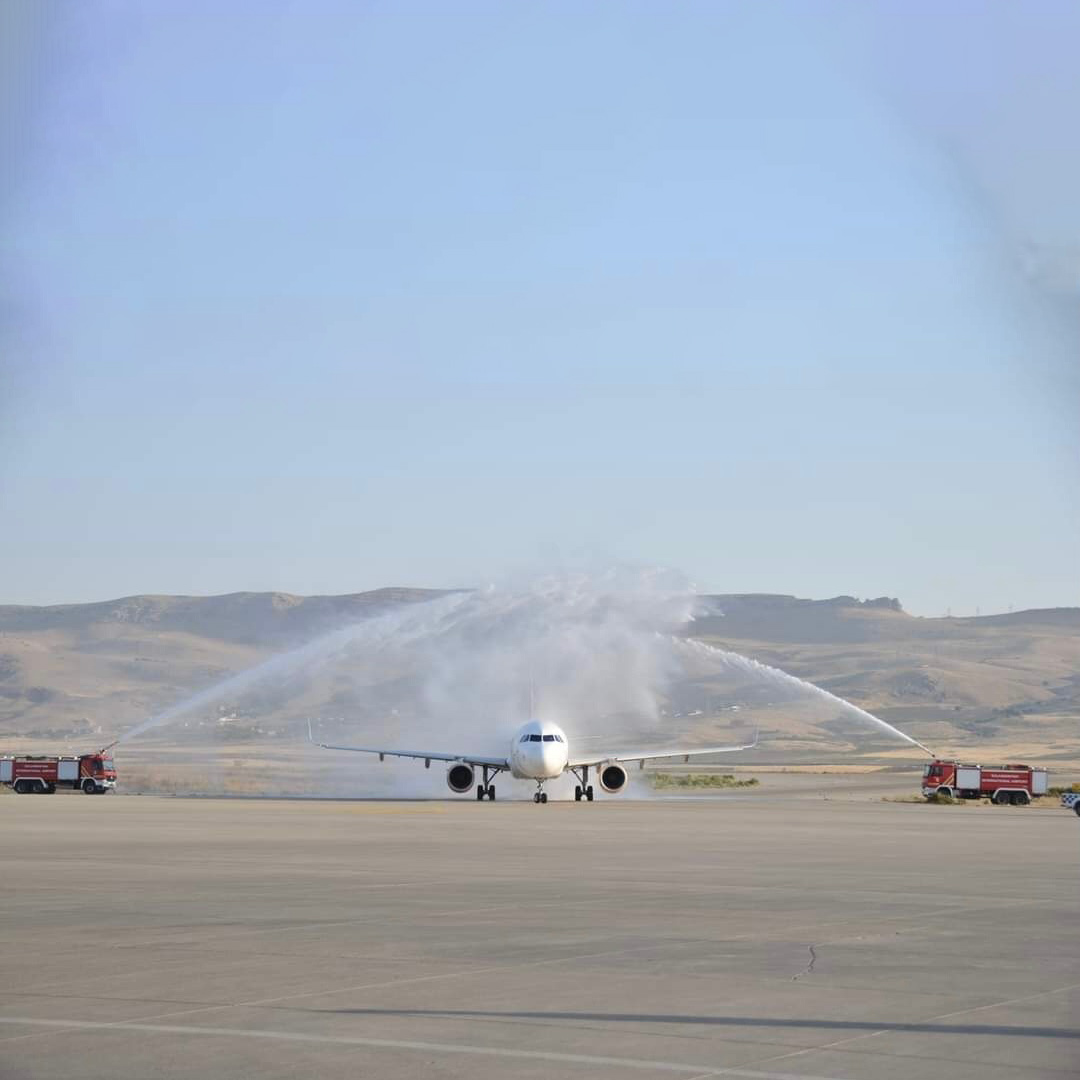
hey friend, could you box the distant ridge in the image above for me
[0,588,452,645]
[0,590,1077,758]
[707,593,904,612]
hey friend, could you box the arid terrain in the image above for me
[1,590,1077,784]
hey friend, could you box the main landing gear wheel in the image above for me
[574,785,582,802]
[477,785,485,800]
[477,783,496,801]
[586,785,594,801]
[486,785,495,801]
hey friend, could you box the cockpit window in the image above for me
[542,734,555,742]
[520,734,530,743]
[529,734,542,742]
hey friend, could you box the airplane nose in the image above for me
[540,743,566,770]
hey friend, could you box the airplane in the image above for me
[308,718,758,803]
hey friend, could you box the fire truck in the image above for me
[0,747,117,794]
[922,759,1048,805]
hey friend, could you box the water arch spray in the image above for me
[676,637,935,757]
[113,575,935,774]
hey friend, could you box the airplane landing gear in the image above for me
[476,767,498,801]
[533,783,548,804]
[571,766,594,802]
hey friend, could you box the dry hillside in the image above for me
[1,590,1077,765]
[692,594,1080,762]
[0,589,447,741]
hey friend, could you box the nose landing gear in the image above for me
[533,783,548,804]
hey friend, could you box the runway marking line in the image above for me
[0,1016,852,1080]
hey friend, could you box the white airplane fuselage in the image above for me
[508,719,569,780]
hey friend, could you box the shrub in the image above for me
[1048,783,1080,796]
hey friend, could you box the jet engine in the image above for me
[446,762,475,794]
[598,761,628,794]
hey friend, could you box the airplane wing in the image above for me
[569,730,758,769]
[307,721,509,769]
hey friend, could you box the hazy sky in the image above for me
[4,1,1078,614]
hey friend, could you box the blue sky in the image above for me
[4,1,1077,613]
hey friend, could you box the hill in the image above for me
[0,589,447,741]
[0,590,1077,764]
[693,594,1080,761]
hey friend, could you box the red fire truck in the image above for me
[922,759,1048,805]
[1,748,117,794]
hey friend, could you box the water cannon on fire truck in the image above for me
[1,741,118,795]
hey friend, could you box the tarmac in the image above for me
[1,787,1078,1080]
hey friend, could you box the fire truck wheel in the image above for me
[993,791,1009,805]
[1012,791,1028,806]
[82,778,97,794]
[13,779,27,794]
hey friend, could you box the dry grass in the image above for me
[652,773,760,789]
[745,764,892,775]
